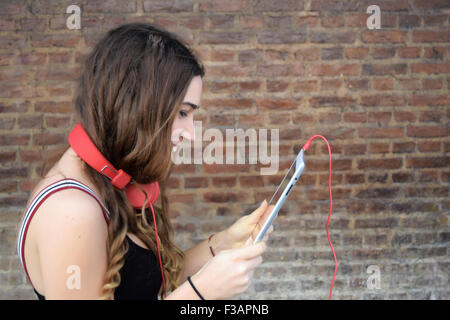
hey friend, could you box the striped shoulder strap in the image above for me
[17,178,110,287]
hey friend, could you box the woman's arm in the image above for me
[177,230,231,285]
[177,201,274,285]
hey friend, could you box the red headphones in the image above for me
[68,122,166,298]
[68,123,160,209]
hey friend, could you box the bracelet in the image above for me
[208,234,215,257]
[187,276,205,300]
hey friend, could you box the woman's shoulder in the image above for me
[29,174,109,240]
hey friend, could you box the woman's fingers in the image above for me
[232,241,266,261]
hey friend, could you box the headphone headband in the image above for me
[68,122,159,208]
[68,123,131,189]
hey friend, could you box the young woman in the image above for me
[16,23,273,300]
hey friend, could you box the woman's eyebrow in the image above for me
[182,102,200,110]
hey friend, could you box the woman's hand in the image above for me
[224,200,275,249]
[191,238,267,300]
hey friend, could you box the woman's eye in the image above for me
[179,110,188,117]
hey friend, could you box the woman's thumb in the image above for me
[251,199,267,219]
[245,235,253,246]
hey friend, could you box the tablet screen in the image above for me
[254,149,305,243]
[268,157,297,209]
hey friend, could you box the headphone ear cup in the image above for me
[125,181,160,209]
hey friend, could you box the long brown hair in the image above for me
[40,23,205,299]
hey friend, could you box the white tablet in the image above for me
[253,148,306,244]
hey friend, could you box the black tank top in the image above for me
[17,179,162,300]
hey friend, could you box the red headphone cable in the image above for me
[302,135,337,300]
[149,203,167,299]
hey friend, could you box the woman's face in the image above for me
[171,75,203,148]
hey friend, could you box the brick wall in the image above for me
[0,0,448,300]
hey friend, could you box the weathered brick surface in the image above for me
[0,0,448,300]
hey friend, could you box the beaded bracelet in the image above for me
[208,234,215,256]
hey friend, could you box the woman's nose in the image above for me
[173,125,195,145]
[184,122,195,142]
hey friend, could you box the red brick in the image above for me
[203,191,247,203]
[398,15,421,28]
[279,128,302,140]
[396,79,420,91]
[199,32,248,44]
[208,14,234,29]
[257,30,306,44]
[256,64,305,77]
[172,164,195,174]
[203,164,250,174]
[33,133,65,146]
[368,112,391,123]
[255,98,299,110]
[31,34,81,48]
[398,47,421,58]
[394,112,416,122]
[86,0,137,13]
[419,110,442,122]
[393,142,415,153]
[371,47,396,59]
[311,0,408,11]
[372,78,393,90]
[407,157,449,169]
[355,189,401,199]
[343,144,367,155]
[418,141,441,152]
[0,150,16,163]
[412,62,450,74]
[345,174,365,184]
[362,64,407,75]
[362,31,407,43]
[310,31,355,44]
[310,63,359,76]
[423,46,446,59]
[266,80,289,92]
[167,192,196,203]
[422,79,443,90]
[359,127,404,139]
[0,0,26,15]
[185,177,209,188]
[211,177,236,187]
[0,134,29,146]
[423,15,448,26]
[410,0,450,9]
[343,118,366,135]
[209,49,235,62]
[293,80,318,92]
[0,34,26,50]
[239,81,262,91]
[239,15,264,29]
[368,143,390,154]
[358,159,402,170]
[239,175,264,187]
[407,125,448,138]
[410,94,450,106]
[267,112,291,125]
[294,48,319,61]
[253,0,304,12]
[392,172,414,183]
[203,98,253,110]
[35,101,73,113]
[361,95,406,107]
[293,15,320,27]
[413,31,450,43]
